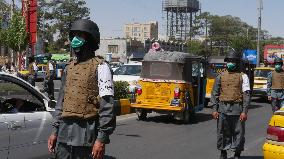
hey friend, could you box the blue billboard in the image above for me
[243,50,257,65]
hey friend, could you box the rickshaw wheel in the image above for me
[183,109,190,124]
[136,108,147,120]
[183,103,195,124]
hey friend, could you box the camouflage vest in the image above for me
[272,70,284,89]
[219,71,243,102]
[61,57,103,119]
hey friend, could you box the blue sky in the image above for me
[85,0,283,38]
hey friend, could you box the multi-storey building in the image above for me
[124,21,158,42]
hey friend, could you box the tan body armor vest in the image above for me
[61,57,103,119]
[219,71,243,102]
[271,71,284,89]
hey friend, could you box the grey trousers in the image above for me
[271,99,284,113]
[217,113,245,153]
[56,142,93,159]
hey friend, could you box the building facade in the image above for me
[96,38,145,63]
[124,21,158,42]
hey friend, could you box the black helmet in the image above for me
[274,57,283,65]
[69,19,100,51]
[224,49,240,62]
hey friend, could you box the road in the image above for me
[105,98,272,159]
[36,81,272,159]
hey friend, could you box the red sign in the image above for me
[264,45,284,64]
[22,0,37,55]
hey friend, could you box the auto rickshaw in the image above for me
[130,51,206,123]
[205,56,226,107]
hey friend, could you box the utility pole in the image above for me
[257,0,263,67]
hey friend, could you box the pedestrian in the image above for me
[44,54,55,100]
[267,58,284,112]
[10,62,18,76]
[47,19,116,159]
[210,50,250,159]
[1,62,9,73]
[27,55,38,86]
[148,42,164,53]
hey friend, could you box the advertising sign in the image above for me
[243,49,257,65]
[264,45,284,64]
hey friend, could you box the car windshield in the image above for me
[114,65,142,76]
[254,69,271,78]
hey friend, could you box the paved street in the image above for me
[36,80,272,159]
[105,98,272,159]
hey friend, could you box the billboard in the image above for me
[264,45,284,64]
[243,49,257,65]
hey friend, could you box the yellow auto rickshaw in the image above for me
[131,51,206,123]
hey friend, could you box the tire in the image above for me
[183,103,196,124]
[183,109,190,124]
[136,108,147,120]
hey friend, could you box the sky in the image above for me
[85,0,283,38]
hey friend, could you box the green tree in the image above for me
[187,40,209,57]
[229,36,256,55]
[5,11,28,52]
[50,0,90,50]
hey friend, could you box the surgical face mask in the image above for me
[275,64,282,71]
[71,36,85,49]
[227,62,236,71]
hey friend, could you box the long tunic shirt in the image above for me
[51,62,116,146]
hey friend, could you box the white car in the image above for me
[113,62,142,83]
[0,72,55,159]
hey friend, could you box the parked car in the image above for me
[113,62,142,83]
[263,109,284,158]
[109,62,123,72]
[253,67,274,97]
[0,72,55,159]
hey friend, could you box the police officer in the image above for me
[267,58,284,112]
[27,55,38,86]
[44,54,55,100]
[47,19,115,159]
[211,50,250,159]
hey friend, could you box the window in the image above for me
[133,33,138,37]
[144,27,148,31]
[126,27,130,31]
[114,65,142,76]
[108,45,119,54]
[126,32,130,37]
[144,32,148,37]
[133,27,140,32]
[0,79,44,113]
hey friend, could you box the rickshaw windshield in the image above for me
[141,61,185,81]
[206,64,226,79]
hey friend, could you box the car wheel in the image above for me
[136,108,147,120]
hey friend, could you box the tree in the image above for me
[229,36,256,55]
[187,40,209,57]
[47,0,90,51]
[5,11,28,52]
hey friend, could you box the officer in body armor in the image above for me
[267,58,284,112]
[210,50,251,159]
[48,19,115,159]
[27,56,38,86]
[44,54,55,100]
